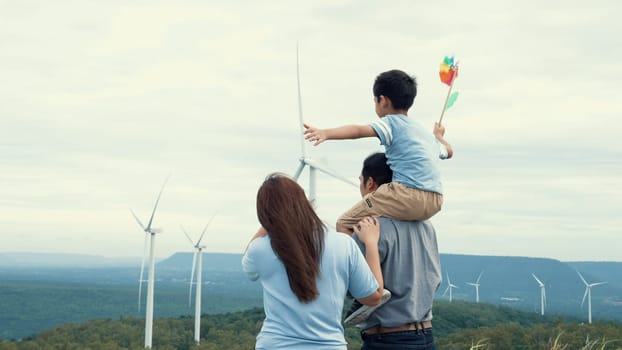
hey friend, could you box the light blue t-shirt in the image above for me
[242,231,378,350]
[370,114,445,194]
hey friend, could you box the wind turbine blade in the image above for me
[476,271,484,283]
[189,251,198,307]
[576,270,589,286]
[146,175,170,230]
[590,282,607,287]
[543,288,547,307]
[306,158,358,187]
[532,273,544,286]
[442,285,449,296]
[197,213,217,246]
[180,225,195,246]
[446,273,451,285]
[296,43,306,159]
[293,160,306,180]
[581,288,588,307]
[138,233,149,311]
[466,282,476,286]
[130,210,146,230]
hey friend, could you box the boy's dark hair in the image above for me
[362,152,392,186]
[373,69,417,110]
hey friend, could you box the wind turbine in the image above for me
[531,273,546,315]
[292,44,357,207]
[130,176,169,349]
[442,273,459,302]
[466,271,484,303]
[577,270,607,324]
[181,213,217,345]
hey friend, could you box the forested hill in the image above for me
[1,303,621,350]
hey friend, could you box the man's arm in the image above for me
[304,123,377,146]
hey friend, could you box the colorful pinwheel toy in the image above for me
[439,56,458,86]
[439,55,459,124]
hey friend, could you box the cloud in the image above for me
[1,0,621,261]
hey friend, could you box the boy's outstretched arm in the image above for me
[304,123,376,146]
[434,122,454,159]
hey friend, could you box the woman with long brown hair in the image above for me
[242,173,384,350]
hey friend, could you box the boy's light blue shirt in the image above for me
[370,114,444,194]
[242,231,378,350]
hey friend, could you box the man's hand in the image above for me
[353,216,380,246]
[303,123,328,146]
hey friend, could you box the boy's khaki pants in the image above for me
[337,182,442,231]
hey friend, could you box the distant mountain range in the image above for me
[2,252,620,312]
[437,254,622,317]
[2,251,620,281]
[2,251,620,289]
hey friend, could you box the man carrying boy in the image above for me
[304,69,453,234]
[349,152,442,349]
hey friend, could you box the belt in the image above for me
[363,321,432,336]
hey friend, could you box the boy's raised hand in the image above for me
[303,123,328,146]
[433,122,454,159]
[433,122,446,138]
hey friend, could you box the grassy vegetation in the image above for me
[1,302,620,349]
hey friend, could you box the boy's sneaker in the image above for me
[343,289,391,326]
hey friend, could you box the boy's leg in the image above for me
[336,194,382,234]
[382,182,443,221]
[337,183,443,230]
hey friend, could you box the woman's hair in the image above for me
[256,173,325,303]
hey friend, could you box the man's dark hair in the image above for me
[362,152,392,186]
[373,69,417,110]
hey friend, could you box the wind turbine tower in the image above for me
[577,270,607,324]
[443,273,459,302]
[131,176,169,349]
[181,213,216,345]
[531,273,546,316]
[292,44,357,207]
[466,271,484,303]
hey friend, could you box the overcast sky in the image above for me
[1,0,620,262]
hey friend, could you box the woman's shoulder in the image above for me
[246,235,271,253]
[324,231,357,250]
